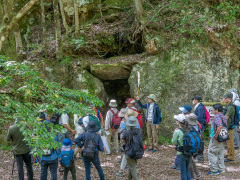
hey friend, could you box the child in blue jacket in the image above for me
[60,138,76,180]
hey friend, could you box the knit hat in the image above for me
[179,105,192,114]
[125,109,138,119]
[119,108,127,118]
[125,98,136,104]
[126,116,139,127]
[109,100,117,107]
[174,114,186,123]
[86,121,98,132]
[185,113,198,126]
[147,94,156,102]
[78,118,83,126]
[62,138,73,146]
[224,92,233,99]
[191,95,202,102]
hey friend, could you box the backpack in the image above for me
[217,116,230,142]
[82,133,97,159]
[42,148,53,156]
[50,112,61,125]
[88,114,101,131]
[97,110,101,120]
[177,127,204,156]
[131,108,143,128]
[204,106,210,124]
[224,105,239,129]
[110,109,121,129]
[125,130,144,160]
[60,152,74,168]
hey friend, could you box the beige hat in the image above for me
[119,108,127,118]
[125,109,138,119]
[109,100,117,107]
[185,113,198,126]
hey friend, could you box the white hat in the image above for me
[125,109,138,119]
[119,108,127,118]
[174,114,186,123]
[109,100,117,107]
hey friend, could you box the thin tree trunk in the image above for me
[74,0,79,36]
[132,0,144,28]
[40,0,47,56]
[53,0,63,59]
[0,0,38,51]
[59,0,70,34]
[1,0,14,25]
[14,23,23,54]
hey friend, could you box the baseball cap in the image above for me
[174,114,186,123]
[224,92,233,99]
[179,105,192,114]
[191,95,202,102]
[125,98,136,104]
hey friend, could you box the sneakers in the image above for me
[170,165,180,170]
[152,149,159,153]
[224,155,228,158]
[206,171,219,175]
[197,173,201,178]
[146,149,152,151]
[114,150,119,153]
[224,158,234,162]
[115,172,124,177]
[117,159,122,163]
[59,167,64,173]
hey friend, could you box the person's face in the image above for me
[148,98,154,103]
[213,108,218,115]
[91,106,96,110]
[223,98,231,104]
[127,103,134,108]
[193,99,198,104]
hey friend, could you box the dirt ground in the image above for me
[0,144,240,180]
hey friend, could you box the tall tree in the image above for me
[53,0,63,59]
[40,0,47,56]
[14,23,23,55]
[59,0,70,34]
[74,0,80,36]
[132,0,144,28]
[0,0,38,51]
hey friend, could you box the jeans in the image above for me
[15,152,33,180]
[64,164,76,180]
[83,158,105,180]
[189,157,200,178]
[234,125,239,149]
[200,122,206,132]
[40,158,58,180]
[177,155,191,180]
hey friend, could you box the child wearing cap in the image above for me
[136,94,161,152]
[60,138,76,180]
[172,114,191,180]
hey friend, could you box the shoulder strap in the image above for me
[110,109,116,115]
[97,110,100,117]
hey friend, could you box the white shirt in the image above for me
[74,114,84,138]
[147,104,154,121]
[59,113,69,133]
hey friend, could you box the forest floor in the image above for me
[1,143,240,180]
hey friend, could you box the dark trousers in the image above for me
[15,152,34,180]
[83,158,105,180]
[177,154,191,180]
[40,158,58,180]
[64,164,76,180]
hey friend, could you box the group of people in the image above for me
[6,89,240,180]
[7,94,161,180]
[171,89,240,180]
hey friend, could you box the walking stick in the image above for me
[12,151,16,176]
[135,71,140,99]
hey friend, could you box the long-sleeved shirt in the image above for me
[172,129,184,155]
[105,108,118,130]
[7,124,30,155]
[194,103,206,123]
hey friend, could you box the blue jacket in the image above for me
[137,100,162,125]
[194,103,206,123]
[60,149,74,160]
[74,132,104,152]
[41,135,59,161]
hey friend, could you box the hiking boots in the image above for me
[115,172,124,177]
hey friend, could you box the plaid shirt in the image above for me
[212,112,227,133]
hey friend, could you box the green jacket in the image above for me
[7,124,30,155]
[172,129,184,155]
[225,102,235,129]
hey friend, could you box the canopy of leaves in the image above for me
[0,55,104,157]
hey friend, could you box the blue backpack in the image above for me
[60,152,73,168]
[177,127,204,156]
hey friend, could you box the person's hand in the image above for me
[136,96,140,100]
[213,136,217,140]
[156,125,159,129]
[71,130,76,134]
[102,123,105,127]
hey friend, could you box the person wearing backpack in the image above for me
[90,105,104,128]
[7,121,34,180]
[185,113,202,179]
[83,113,102,134]
[172,114,191,180]
[116,109,139,177]
[206,103,228,175]
[59,111,76,141]
[223,92,236,162]
[136,94,162,153]
[121,116,143,180]
[105,99,121,154]
[60,138,76,180]
[73,114,85,158]
[74,121,105,180]
[192,96,206,132]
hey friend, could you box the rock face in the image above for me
[129,44,240,136]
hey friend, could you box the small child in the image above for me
[60,138,76,180]
[73,114,85,158]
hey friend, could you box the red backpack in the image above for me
[110,109,121,129]
[204,106,210,123]
[131,108,143,128]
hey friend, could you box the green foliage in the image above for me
[0,55,104,157]
[158,136,172,145]
[70,37,88,51]
[0,144,12,151]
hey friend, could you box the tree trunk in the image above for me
[40,0,47,56]
[132,0,144,28]
[53,0,63,59]
[14,23,23,54]
[0,0,38,51]
[74,0,80,36]
[59,0,70,34]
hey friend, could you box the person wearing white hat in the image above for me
[105,100,120,154]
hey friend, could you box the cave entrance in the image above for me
[103,79,130,109]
